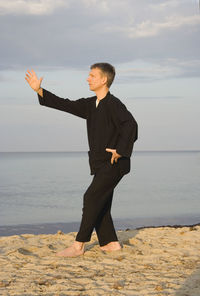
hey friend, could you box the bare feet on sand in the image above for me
[100,241,122,252]
[56,241,84,257]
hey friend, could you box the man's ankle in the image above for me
[74,241,85,250]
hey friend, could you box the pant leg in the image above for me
[76,161,123,244]
[95,189,118,246]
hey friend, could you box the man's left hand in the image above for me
[106,148,121,165]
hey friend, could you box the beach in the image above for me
[0,225,200,295]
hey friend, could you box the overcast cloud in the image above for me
[0,0,200,75]
[0,0,199,151]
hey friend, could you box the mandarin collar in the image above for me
[96,91,110,102]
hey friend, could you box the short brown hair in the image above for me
[90,62,115,88]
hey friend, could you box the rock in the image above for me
[155,285,163,291]
[189,226,198,231]
[17,248,32,255]
[57,230,64,235]
[113,280,125,290]
[0,280,11,287]
[48,244,55,250]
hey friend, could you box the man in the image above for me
[25,63,138,257]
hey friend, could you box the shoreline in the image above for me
[0,215,200,237]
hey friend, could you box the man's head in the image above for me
[87,62,115,92]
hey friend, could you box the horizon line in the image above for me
[0,150,200,153]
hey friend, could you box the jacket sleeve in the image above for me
[38,88,88,119]
[112,100,138,158]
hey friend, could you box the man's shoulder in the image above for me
[85,95,96,100]
[108,93,125,107]
[84,95,96,103]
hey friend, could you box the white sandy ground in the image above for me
[0,226,200,295]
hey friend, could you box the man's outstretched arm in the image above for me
[25,69,43,97]
[25,69,88,119]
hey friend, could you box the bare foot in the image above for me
[56,241,84,257]
[100,241,122,252]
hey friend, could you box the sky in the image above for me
[0,0,199,152]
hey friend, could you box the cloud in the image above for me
[116,58,200,83]
[0,0,199,152]
[0,73,6,82]
[0,0,117,15]
[105,15,200,38]
[0,0,199,83]
[0,0,71,15]
[149,0,181,11]
[82,0,110,12]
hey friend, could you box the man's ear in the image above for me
[102,75,107,86]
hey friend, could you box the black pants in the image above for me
[76,161,124,246]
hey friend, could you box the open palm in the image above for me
[25,69,43,92]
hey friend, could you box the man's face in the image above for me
[87,68,107,92]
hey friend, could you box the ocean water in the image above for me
[0,151,200,234]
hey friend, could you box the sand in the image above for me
[0,225,200,295]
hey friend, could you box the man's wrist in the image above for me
[36,88,43,98]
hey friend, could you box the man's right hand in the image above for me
[25,69,43,96]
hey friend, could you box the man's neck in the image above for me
[95,87,109,101]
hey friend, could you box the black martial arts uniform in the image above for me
[38,89,138,246]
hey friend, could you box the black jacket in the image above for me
[38,89,138,175]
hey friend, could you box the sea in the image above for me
[0,151,200,236]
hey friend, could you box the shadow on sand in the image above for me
[175,266,200,296]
